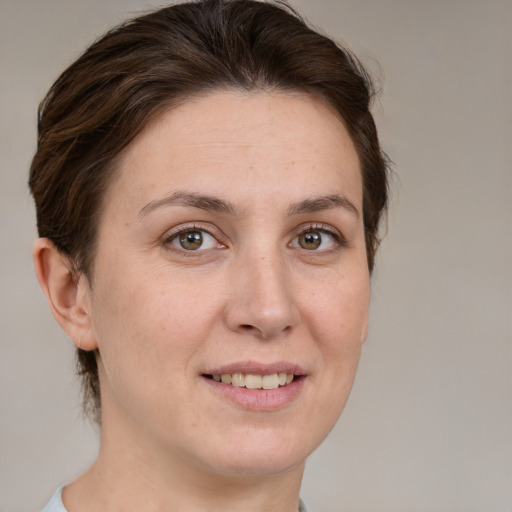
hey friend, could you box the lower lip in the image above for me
[202,376,306,411]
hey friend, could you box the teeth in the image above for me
[211,372,295,389]
[231,373,245,387]
[262,374,279,389]
[245,374,262,389]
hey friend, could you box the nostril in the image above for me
[237,321,295,339]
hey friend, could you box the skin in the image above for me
[34,90,370,512]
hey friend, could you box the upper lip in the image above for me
[204,361,307,376]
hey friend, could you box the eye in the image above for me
[168,228,222,252]
[290,226,343,252]
[297,231,322,250]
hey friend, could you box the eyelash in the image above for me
[161,222,347,255]
[162,223,224,256]
[293,223,348,252]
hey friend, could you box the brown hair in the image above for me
[29,0,390,421]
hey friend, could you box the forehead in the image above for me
[108,90,362,214]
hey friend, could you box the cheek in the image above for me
[90,270,221,432]
[289,272,369,449]
[303,269,370,406]
[90,260,226,388]
[306,268,370,349]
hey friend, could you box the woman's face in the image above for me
[85,90,370,476]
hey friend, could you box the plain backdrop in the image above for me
[1,1,511,511]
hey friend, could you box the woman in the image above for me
[30,1,389,510]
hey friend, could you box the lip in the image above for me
[205,361,307,376]
[202,361,307,411]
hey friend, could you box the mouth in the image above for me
[201,363,306,410]
[203,372,295,390]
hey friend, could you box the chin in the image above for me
[195,424,319,478]
[209,451,306,478]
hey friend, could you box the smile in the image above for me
[207,372,294,390]
[202,362,306,410]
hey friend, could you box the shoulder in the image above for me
[41,487,68,512]
[299,498,309,512]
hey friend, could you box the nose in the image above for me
[224,252,301,340]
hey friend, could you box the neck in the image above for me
[64,408,305,512]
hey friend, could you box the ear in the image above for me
[33,238,97,351]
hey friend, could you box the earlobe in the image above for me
[33,238,97,351]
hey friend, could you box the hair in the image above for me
[29,0,390,422]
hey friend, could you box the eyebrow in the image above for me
[286,194,360,218]
[137,191,236,219]
[137,191,359,219]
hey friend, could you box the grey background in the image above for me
[1,1,511,511]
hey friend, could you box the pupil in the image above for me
[300,231,321,250]
[180,231,202,250]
